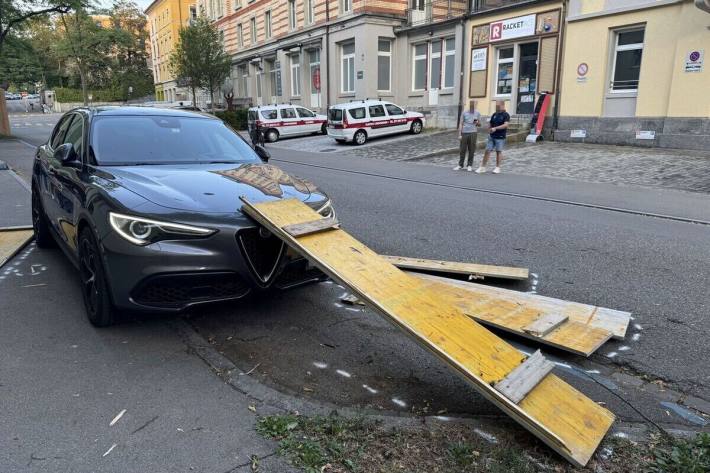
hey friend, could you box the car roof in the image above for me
[73,105,218,120]
[329,99,394,109]
[249,103,311,110]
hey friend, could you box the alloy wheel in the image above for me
[79,238,100,316]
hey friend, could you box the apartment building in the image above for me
[554,0,710,149]
[145,0,198,102]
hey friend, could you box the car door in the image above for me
[51,113,86,251]
[39,114,74,234]
[296,107,319,134]
[279,107,299,136]
[384,103,409,133]
[367,104,389,137]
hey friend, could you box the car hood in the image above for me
[100,162,320,213]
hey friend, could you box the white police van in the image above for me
[247,104,327,143]
[326,99,425,145]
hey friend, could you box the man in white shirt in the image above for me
[455,100,481,172]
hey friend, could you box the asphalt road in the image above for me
[2,113,709,471]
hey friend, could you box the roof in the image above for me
[84,106,217,120]
[329,99,395,108]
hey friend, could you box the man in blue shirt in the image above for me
[476,100,510,174]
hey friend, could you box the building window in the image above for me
[495,46,514,96]
[291,54,301,96]
[218,29,224,46]
[237,64,248,97]
[264,10,271,39]
[611,28,644,92]
[443,37,455,88]
[341,0,352,13]
[304,0,314,25]
[233,0,241,9]
[237,23,243,48]
[412,43,427,91]
[377,39,391,91]
[256,69,263,100]
[430,40,442,89]
[288,0,296,30]
[341,42,355,93]
[189,5,197,20]
[250,17,257,44]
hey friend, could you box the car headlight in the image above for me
[109,212,216,246]
[316,199,335,218]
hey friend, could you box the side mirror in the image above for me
[53,143,77,164]
[254,144,270,163]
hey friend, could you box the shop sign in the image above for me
[684,50,704,72]
[490,14,536,42]
[471,48,487,71]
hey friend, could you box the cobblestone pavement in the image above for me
[420,142,710,194]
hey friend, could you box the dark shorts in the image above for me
[486,135,505,152]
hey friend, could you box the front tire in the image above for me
[410,119,423,134]
[78,228,118,327]
[321,123,327,135]
[32,187,55,248]
[265,129,279,143]
[353,130,367,145]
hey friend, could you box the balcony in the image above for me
[407,0,468,26]
[471,0,535,11]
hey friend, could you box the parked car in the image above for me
[247,104,327,143]
[327,99,425,145]
[32,106,333,326]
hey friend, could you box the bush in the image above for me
[54,87,123,103]
[214,108,248,130]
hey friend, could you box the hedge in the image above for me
[54,87,123,103]
[214,109,248,130]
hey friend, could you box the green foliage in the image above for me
[651,433,710,473]
[0,0,85,54]
[0,35,42,89]
[214,109,248,130]
[54,86,122,102]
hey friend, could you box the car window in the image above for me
[63,114,84,160]
[280,108,297,119]
[348,107,366,119]
[260,109,277,120]
[297,107,315,118]
[385,104,404,116]
[91,116,261,165]
[328,109,343,121]
[50,115,73,149]
[368,105,386,118]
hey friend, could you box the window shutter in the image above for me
[538,36,558,93]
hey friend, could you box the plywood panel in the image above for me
[538,36,558,94]
[384,255,528,280]
[240,198,615,467]
[0,229,33,268]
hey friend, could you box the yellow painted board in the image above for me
[411,273,612,357]
[240,198,615,467]
[383,255,529,281]
[0,229,33,268]
[414,273,630,340]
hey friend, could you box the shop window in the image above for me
[377,39,392,91]
[610,28,644,92]
[341,42,355,93]
[291,54,301,96]
[412,43,428,91]
[495,46,514,96]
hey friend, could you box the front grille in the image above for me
[237,227,285,285]
[273,260,326,290]
[132,272,250,308]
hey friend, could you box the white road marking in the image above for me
[109,409,127,426]
[312,361,328,369]
[391,398,406,407]
[362,384,378,394]
[102,444,117,457]
[335,369,352,378]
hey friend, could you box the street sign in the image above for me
[684,50,704,72]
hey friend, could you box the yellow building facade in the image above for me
[145,0,196,101]
[555,0,710,149]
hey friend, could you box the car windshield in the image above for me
[90,116,260,165]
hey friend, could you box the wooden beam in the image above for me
[523,313,569,337]
[494,350,555,404]
[0,229,33,269]
[383,255,529,281]
[282,217,339,237]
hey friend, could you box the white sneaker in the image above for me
[466,166,473,172]
[453,166,462,171]
[474,167,486,174]
[493,167,501,174]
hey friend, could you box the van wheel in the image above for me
[353,130,367,145]
[410,119,423,134]
[265,129,279,143]
[321,123,327,135]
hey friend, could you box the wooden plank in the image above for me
[413,272,630,340]
[282,217,339,237]
[0,229,33,269]
[383,255,529,281]
[523,313,569,337]
[494,350,555,404]
[240,197,614,467]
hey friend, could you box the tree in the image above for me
[170,16,231,110]
[0,0,84,55]
[0,35,43,90]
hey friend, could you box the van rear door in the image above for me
[328,108,343,128]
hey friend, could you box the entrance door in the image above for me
[516,42,538,115]
[309,49,321,109]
